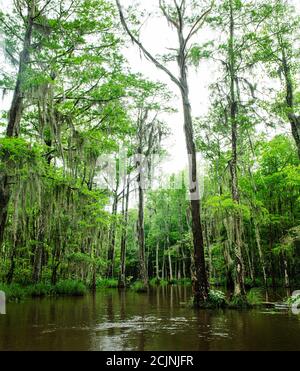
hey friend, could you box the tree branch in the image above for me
[183,2,214,54]
[173,0,183,32]
[116,0,182,89]
[159,0,179,29]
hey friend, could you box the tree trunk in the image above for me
[6,254,16,284]
[177,260,181,280]
[156,241,160,280]
[205,220,212,283]
[32,243,43,284]
[32,189,46,284]
[245,243,254,283]
[280,38,300,159]
[0,8,34,248]
[178,199,187,279]
[168,250,173,281]
[288,114,300,159]
[162,241,166,281]
[254,220,267,287]
[179,57,208,305]
[119,178,130,288]
[51,263,60,286]
[116,0,209,304]
[107,192,118,278]
[137,176,148,287]
[283,254,290,288]
[228,0,245,298]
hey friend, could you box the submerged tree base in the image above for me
[190,290,252,309]
[190,290,227,309]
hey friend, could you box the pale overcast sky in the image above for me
[1,0,299,176]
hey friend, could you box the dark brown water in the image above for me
[0,286,299,351]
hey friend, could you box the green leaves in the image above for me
[189,41,214,66]
[205,194,251,220]
[0,138,44,176]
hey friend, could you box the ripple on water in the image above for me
[95,315,194,335]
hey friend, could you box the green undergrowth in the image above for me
[55,280,87,296]
[96,278,119,289]
[285,293,300,306]
[149,278,192,287]
[246,288,264,306]
[0,280,87,302]
[228,294,252,309]
[190,290,253,309]
[192,290,228,309]
[130,280,148,292]
[207,290,228,308]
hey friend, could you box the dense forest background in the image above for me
[0,0,299,306]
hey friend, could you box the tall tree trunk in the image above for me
[162,241,166,281]
[156,241,160,280]
[32,243,43,283]
[51,243,61,286]
[205,220,212,283]
[107,193,118,278]
[245,242,254,283]
[228,0,245,298]
[254,220,267,287]
[283,254,290,288]
[269,225,276,288]
[107,158,120,278]
[168,249,173,281]
[247,163,268,287]
[6,187,20,283]
[165,202,173,282]
[181,247,186,279]
[280,37,300,159]
[116,0,209,305]
[179,48,208,305]
[0,5,34,247]
[137,179,148,287]
[177,260,181,280]
[178,199,186,279]
[136,112,149,288]
[32,209,46,284]
[119,178,130,288]
[51,219,63,285]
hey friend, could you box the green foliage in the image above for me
[246,288,264,305]
[0,283,26,302]
[54,280,87,296]
[207,290,227,308]
[0,280,87,301]
[26,283,54,297]
[285,294,300,306]
[189,42,214,66]
[229,295,251,308]
[131,280,148,293]
[0,138,43,171]
[96,279,119,289]
[205,194,251,220]
[158,279,169,287]
[178,278,192,286]
[149,278,161,286]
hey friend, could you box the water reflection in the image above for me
[0,286,299,351]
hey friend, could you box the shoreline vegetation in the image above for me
[1,279,299,311]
